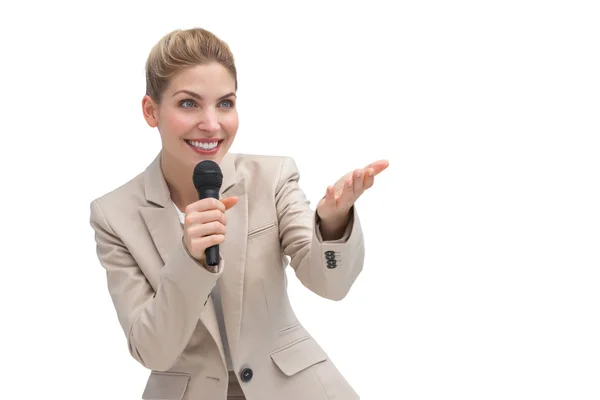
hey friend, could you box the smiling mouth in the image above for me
[185,139,223,150]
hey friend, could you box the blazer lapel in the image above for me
[139,206,182,265]
[217,153,248,364]
[139,152,182,265]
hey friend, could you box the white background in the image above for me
[1,0,599,399]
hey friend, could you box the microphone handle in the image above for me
[205,245,219,266]
[198,188,220,266]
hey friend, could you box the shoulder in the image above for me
[92,169,145,205]
[232,152,290,170]
[232,152,300,182]
[89,168,148,229]
[231,153,304,195]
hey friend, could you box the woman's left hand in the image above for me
[316,159,389,228]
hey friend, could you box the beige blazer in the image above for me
[89,151,365,400]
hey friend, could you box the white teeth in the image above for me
[188,140,219,150]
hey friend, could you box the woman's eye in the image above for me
[180,99,196,108]
[219,99,234,108]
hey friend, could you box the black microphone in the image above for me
[192,160,223,266]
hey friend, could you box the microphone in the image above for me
[192,160,223,266]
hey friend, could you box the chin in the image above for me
[200,152,230,168]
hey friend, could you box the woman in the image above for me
[90,27,388,400]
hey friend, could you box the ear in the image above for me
[142,95,159,127]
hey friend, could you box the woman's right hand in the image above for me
[183,196,239,265]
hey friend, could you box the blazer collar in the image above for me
[143,151,241,208]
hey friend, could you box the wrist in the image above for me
[318,209,351,241]
[182,237,216,272]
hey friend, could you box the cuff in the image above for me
[315,206,356,244]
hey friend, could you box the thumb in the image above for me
[222,196,239,210]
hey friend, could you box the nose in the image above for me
[198,108,220,133]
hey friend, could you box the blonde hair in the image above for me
[145,28,237,102]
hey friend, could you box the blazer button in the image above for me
[325,251,337,269]
[240,367,253,382]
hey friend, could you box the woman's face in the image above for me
[142,62,238,169]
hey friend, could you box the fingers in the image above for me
[183,219,227,261]
[185,197,226,214]
[324,185,336,206]
[185,195,238,214]
[362,167,375,190]
[352,169,364,195]
[183,195,237,262]
[189,234,226,252]
[338,174,356,207]
[221,196,239,210]
[364,159,389,176]
[185,209,226,226]
[186,219,227,238]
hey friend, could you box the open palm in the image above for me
[317,159,389,221]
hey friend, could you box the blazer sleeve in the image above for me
[275,157,365,300]
[90,199,223,371]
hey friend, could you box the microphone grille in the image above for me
[193,160,223,190]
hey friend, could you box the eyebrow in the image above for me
[173,90,236,101]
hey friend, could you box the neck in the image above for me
[161,152,197,212]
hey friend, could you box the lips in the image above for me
[185,139,223,154]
